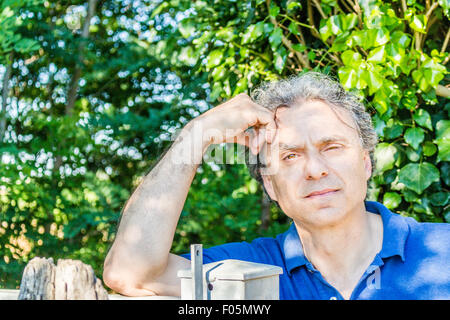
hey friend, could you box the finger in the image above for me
[239,127,257,155]
[264,118,277,144]
[251,106,276,144]
[256,128,266,154]
[253,127,261,154]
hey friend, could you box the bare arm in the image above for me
[103,94,276,297]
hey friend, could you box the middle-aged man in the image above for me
[103,72,450,300]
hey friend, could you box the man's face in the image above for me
[261,100,372,228]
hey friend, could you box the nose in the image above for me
[304,154,329,180]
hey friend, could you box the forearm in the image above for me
[104,120,209,284]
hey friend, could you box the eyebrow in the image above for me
[278,135,349,151]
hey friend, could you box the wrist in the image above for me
[184,117,213,152]
[178,118,211,164]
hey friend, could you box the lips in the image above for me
[305,188,339,198]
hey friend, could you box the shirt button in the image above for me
[330,296,337,300]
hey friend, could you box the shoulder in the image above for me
[405,217,450,256]
[181,235,285,266]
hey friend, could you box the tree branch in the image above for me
[65,0,98,116]
[340,0,353,13]
[425,1,439,20]
[401,0,407,15]
[312,0,328,20]
[0,52,13,142]
[265,0,310,69]
[436,85,450,98]
[307,0,321,39]
[441,28,450,54]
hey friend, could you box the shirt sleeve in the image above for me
[180,238,279,265]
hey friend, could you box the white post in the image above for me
[190,244,203,300]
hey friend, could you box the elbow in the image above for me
[103,266,151,297]
[103,264,128,295]
[103,258,159,297]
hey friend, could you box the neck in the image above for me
[294,203,382,279]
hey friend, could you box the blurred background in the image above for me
[0,0,448,290]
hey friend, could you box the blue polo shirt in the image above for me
[182,201,450,300]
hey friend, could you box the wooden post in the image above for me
[18,257,108,300]
[190,244,203,300]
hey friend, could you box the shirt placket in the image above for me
[305,262,345,300]
[349,254,385,300]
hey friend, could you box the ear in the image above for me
[363,150,372,181]
[261,174,278,202]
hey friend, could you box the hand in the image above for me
[193,93,277,155]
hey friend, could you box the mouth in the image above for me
[305,189,339,198]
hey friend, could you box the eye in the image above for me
[324,145,341,152]
[283,153,298,160]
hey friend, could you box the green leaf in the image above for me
[150,1,169,18]
[351,27,390,50]
[423,141,437,156]
[233,76,248,95]
[367,45,385,63]
[406,146,421,162]
[409,15,427,34]
[398,162,440,194]
[439,0,450,19]
[269,3,280,18]
[13,38,40,53]
[413,58,446,91]
[403,189,419,202]
[206,49,224,69]
[341,50,362,66]
[400,88,418,110]
[178,46,198,66]
[441,162,450,186]
[423,68,445,88]
[374,143,397,173]
[288,22,300,36]
[413,109,432,130]
[307,50,316,62]
[179,18,195,38]
[287,1,302,11]
[429,192,449,206]
[319,20,332,42]
[383,192,402,209]
[341,13,358,31]
[384,119,403,139]
[390,31,411,48]
[435,120,450,162]
[216,27,235,42]
[273,47,287,73]
[371,28,390,48]
[292,43,306,52]
[241,22,264,44]
[412,69,430,92]
[211,64,226,81]
[404,127,425,150]
[338,66,358,89]
[364,69,384,95]
[269,27,283,51]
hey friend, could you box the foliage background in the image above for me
[0,0,448,289]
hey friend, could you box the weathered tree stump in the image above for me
[18,257,108,300]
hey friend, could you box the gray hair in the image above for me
[245,71,378,203]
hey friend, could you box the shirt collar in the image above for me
[280,222,308,276]
[279,201,410,275]
[365,201,409,262]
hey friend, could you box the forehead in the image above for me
[274,99,359,146]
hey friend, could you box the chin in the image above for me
[286,202,348,228]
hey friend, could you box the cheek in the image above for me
[271,169,302,200]
[336,153,370,190]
